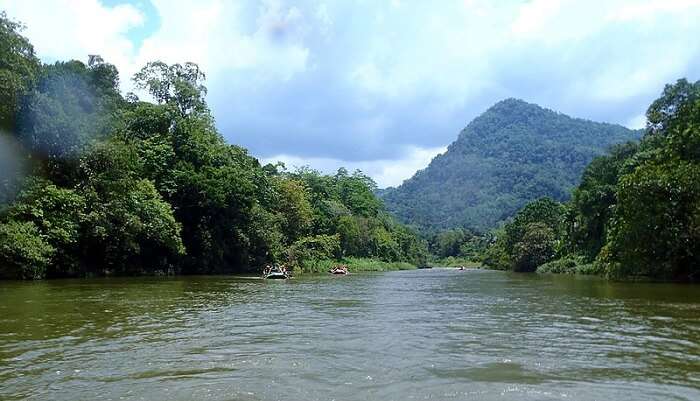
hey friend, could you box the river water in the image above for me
[0,269,699,401]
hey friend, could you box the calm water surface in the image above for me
[1,269,699,401]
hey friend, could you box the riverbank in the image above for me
[430,256,482,268]
[478,255,603,277]
[535,257,600,275]
[296,257,417,273]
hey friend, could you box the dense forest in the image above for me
[381,99,641,232]
[0,12,427,279]
[481,79,700,281]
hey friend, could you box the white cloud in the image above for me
[0,0,143,86]
[1,0,312,91]
[3,0,700,185]
[626,113,647,130]
[608,0,700,22]
[134,0,310,84]
[315,3,333,37]
[510,0,562,37]
[262,145,446,188]
[371,146,447,188]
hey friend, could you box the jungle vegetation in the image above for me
[1,11,697,281]
[0,12,427,279]
[482,79,700,281]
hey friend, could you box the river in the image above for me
[1,269,699,400]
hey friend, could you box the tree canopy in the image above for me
[0,12,426,279]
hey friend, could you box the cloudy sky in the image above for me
[2,0,700,187]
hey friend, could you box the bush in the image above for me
[536,256,601,275]
[512,222,557,272]
[0,221,54,279]
[286,234,341,270]
[481,237,511,270]
[6,178,86,275]
[296,257,415,274]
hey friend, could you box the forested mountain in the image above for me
[381,99,642,231]
[484,79,700,281]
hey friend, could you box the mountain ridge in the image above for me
[380,98,643,231]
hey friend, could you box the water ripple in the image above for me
[0,270,699,401]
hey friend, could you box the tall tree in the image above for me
[563,142,639,260]
[0,11,39,132]
[602,80,700,280]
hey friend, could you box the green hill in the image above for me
[381,99,642,231]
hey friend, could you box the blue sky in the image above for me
[2,0,700,187]
[100,0,159,48]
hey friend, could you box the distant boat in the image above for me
[262,264,290,279]
[264,271,289,279]
[329,265,349,275]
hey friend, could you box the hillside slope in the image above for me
[381,99,642,231]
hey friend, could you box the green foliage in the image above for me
[336,214,364,256]
[133,61,208,117]
[296,257,416,274]
[485,79,700,281]
[605,149,700,279]
[431,229,469,258]
[128,65,274,273]
[432,256,481,268]
[4,10,698,283]
[503,198,564,251]
[0,14,426,279]
[274,178,313,242]
[4,178,85,275]
[597,80,700,280]
[164,144,263,273]
[511,222,556,272]
[82,177,185,275]
[17,59,122,159]
[480,230,512,271]
[536,256,598,275]
[562,142,639,260]
[0,12,39,131]
[0,134,28,206]
[370,225,401,262]
[289,167,428,265]
[287,234,342,269]
[424,228,489,266]
[646,78,700,137]
[334,168,382,217]
[0,220,54,279]
[382,99,641,231]
[483,198,564,272]
[390,222,429,266]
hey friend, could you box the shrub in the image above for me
[536,256,601,275]
[0,221,54,279]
